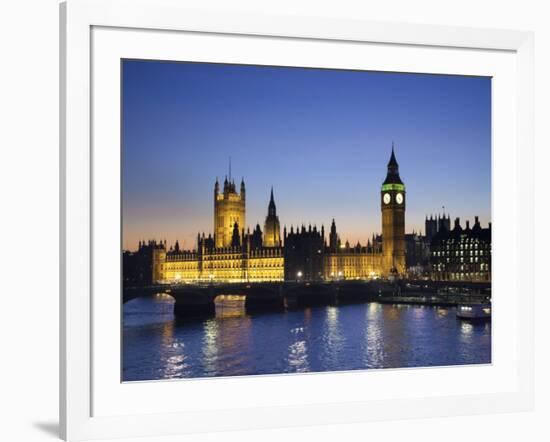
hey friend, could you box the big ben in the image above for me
[381,145,406,276]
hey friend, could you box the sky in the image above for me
[122,60,491,251]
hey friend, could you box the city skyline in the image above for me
[122,60,491,251]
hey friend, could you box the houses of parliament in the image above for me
[127,148,406,284]
[123,148,490,284]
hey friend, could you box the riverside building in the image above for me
[126,148,411,283]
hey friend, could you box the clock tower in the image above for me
[381,145,406,276]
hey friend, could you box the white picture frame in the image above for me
[60,0,534,440]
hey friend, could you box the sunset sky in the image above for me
[122,60,491,251]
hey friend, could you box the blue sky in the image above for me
[122,60,491,251]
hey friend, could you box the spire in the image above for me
[329,219,338,251]
[228,156,232,182]
[267,186,276,216]
[388,142,398,167]
[240,176,245,199]
[383,143,403,185]
[330,218,337,234]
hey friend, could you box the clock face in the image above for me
[383,193,391,205]
[396,193,404,204]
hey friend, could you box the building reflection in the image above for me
[364,303,408,368]
[304,307,312,324]
[201,306,253,376]
[412,305,427,319]
[214,294,246,318]
[161,317,174,344]
[385,304,400,320]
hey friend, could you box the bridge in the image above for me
[123,280,384,317]
[123,279,491,318]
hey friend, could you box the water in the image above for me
[122,295,491,381]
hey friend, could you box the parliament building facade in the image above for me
[138,148,407,284]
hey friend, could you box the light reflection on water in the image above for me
[287,339,310,373]
[322,306,346,370]
[201,319,219,376]
[364,303,385,367]
[160,321,191,379]
[123,296,491,381]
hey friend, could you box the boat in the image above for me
[456,303,491,320]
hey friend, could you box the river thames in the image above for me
[122,295,491,381]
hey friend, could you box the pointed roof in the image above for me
[383,143,404,185]
[267,186,277,216]
[388,142,398,166]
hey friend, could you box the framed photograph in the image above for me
[60,0,534,440]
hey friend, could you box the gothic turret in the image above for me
[240,178,246,201]
[438,213,451,232]
[231,222,241,247]
[268,187,276,216]
[250,223,263,249]
[263,187,281,247]
[329,219,338,252]
[214,168,246,248]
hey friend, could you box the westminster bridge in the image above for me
[123,279,491,318]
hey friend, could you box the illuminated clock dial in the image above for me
[383,193,391,204]
[396,193,404,204]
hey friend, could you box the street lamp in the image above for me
[296,271,303,282]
